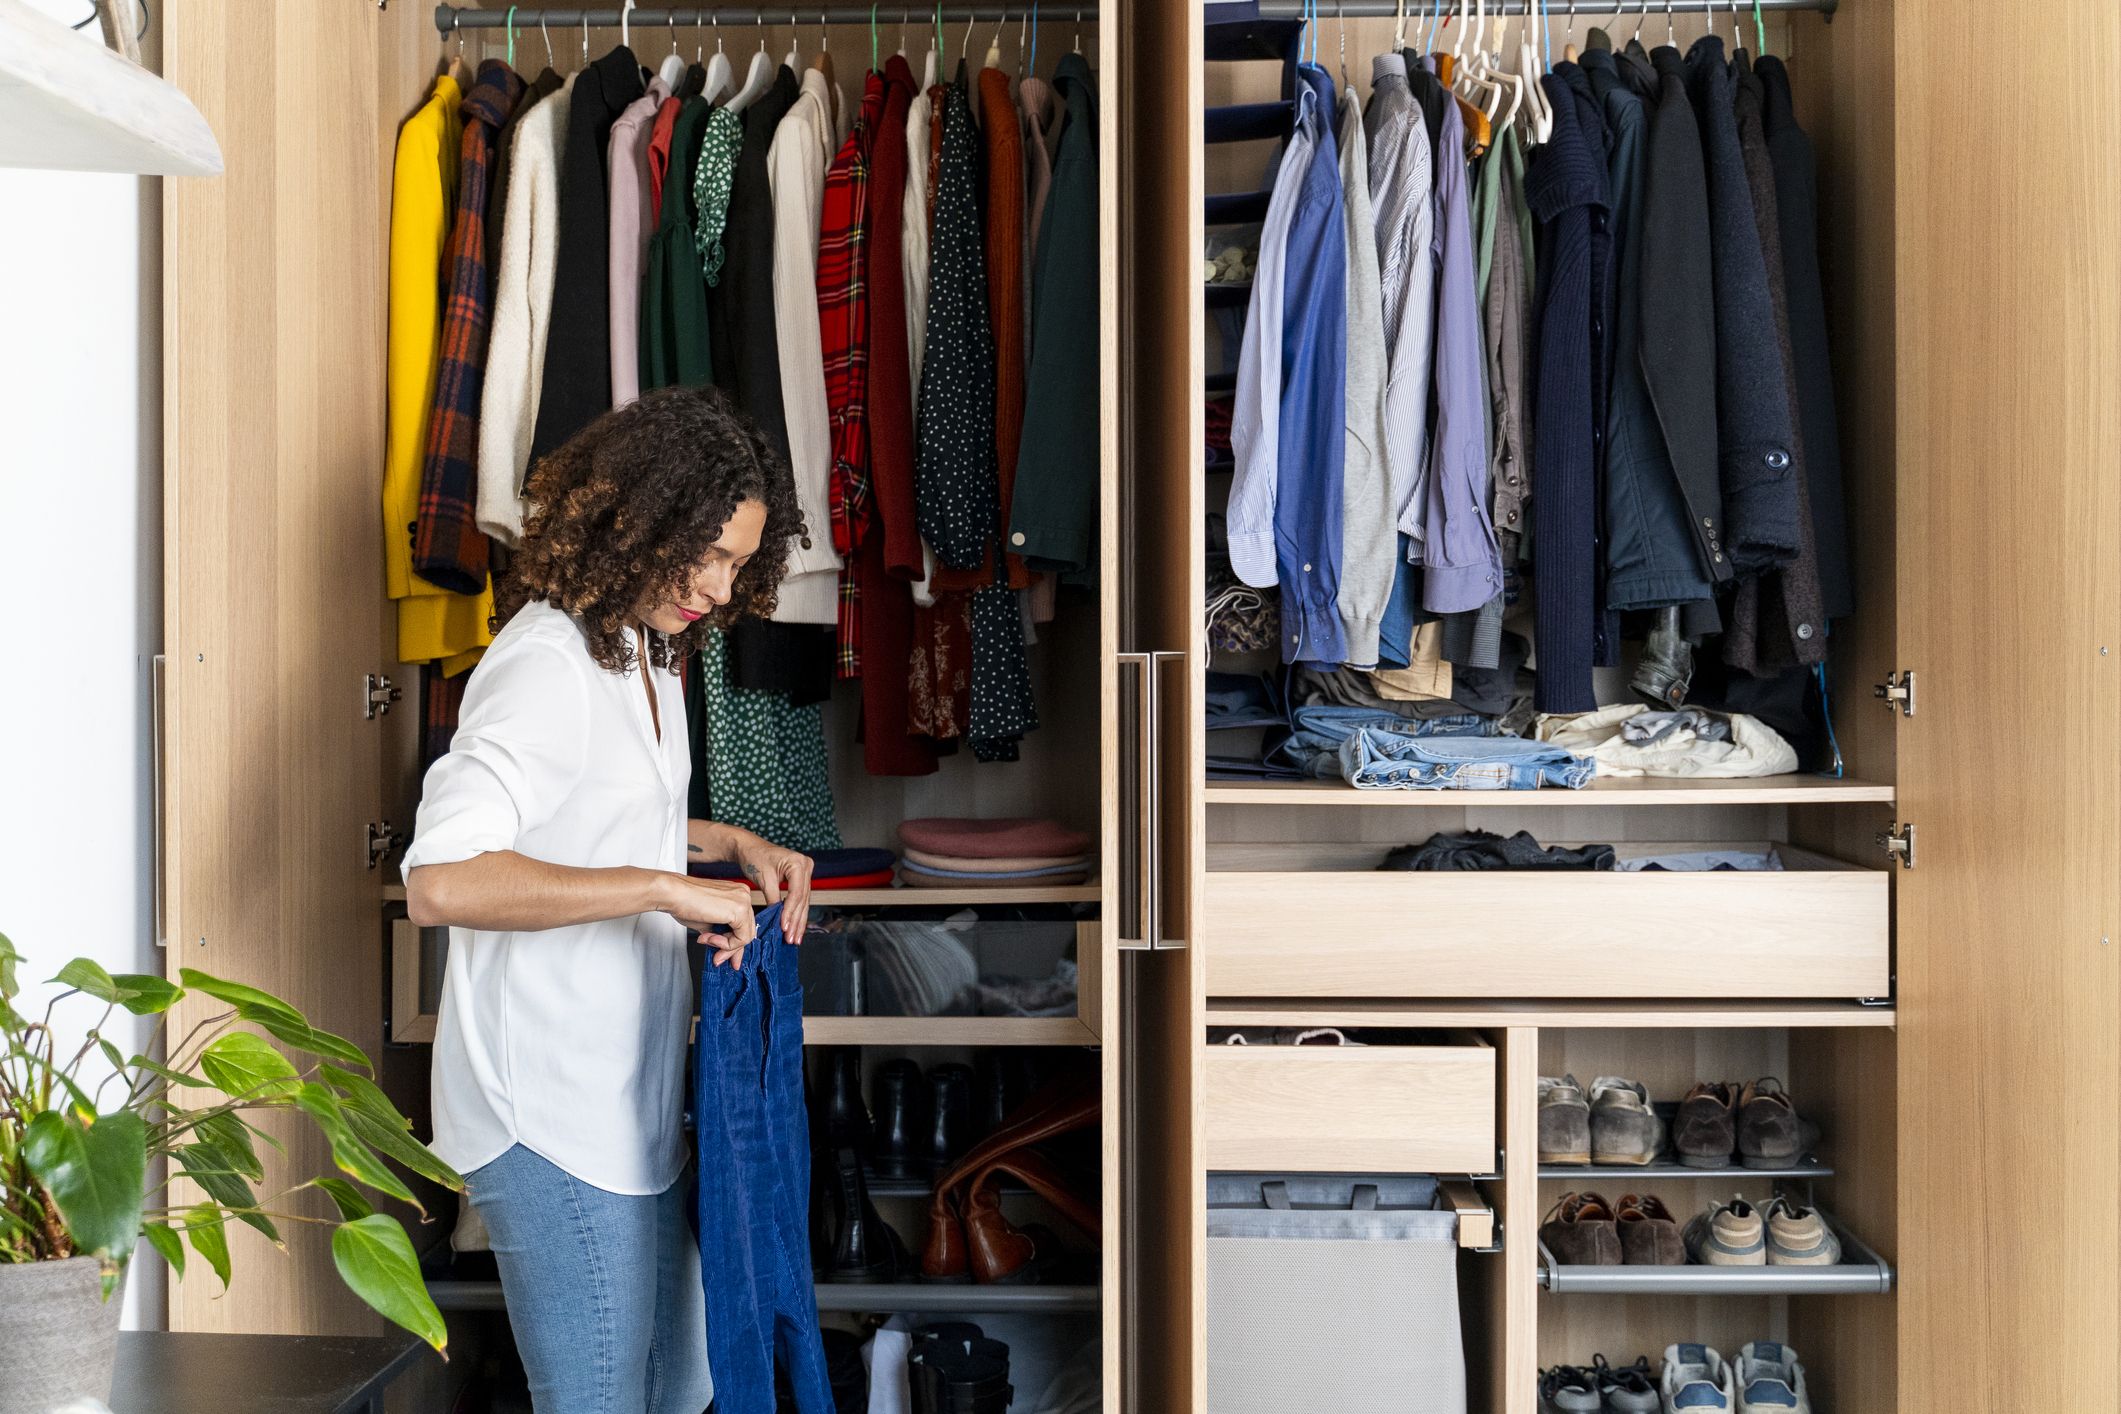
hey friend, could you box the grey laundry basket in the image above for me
[1206,1173,1466,1414]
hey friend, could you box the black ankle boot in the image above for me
[871,1058,927,1180]
[974,1052,1033,1139]
[924,1063,974,1174]
[821,1146,900,1283]
[911,1330,1012,1414]
[813,1047,872,1154]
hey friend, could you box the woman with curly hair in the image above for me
[401,387,812,1412]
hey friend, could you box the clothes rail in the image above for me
[434,3,1096,30]
[1251,0,1833,14]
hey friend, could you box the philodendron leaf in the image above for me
[318,1064,403,1126]
[177,969,304,1025]
[22,1111,148,1260]
[312,1177,375,1222]
[331,1215,448,1353]
[141,1221,186,1277]
[49,962,181,1015]
[197,1032,299,1101]
[0,931,20,1000]
[291,1085,418,1208]
[250,1015,370,1072]
[343,1107,464,1192]
[184,1205,230,1288]
[52,958,121,1001]
[128,1056,211,1089]
[196,1111,264,1182]
[107,973,182,1015]
[177,1144,281,1245]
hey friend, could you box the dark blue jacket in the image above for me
[1581,48,1716,612]
[1526,70,1609,714]
[1685,36,1801,577]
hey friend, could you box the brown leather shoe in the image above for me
[1674,1082,1739,1168]
[1539,1191,1621,1265]
[1736,1078,1809,1169]
[1614,1193,1686,1265]
[963,1149,1101,1283]
[919,1079,1100,1281]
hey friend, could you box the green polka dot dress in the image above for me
[699,629,841,852]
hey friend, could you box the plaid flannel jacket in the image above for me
[413,61,524,595]
[820,74,885,676]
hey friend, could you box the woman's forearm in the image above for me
[406,851,664,931]
[686,819,754,864]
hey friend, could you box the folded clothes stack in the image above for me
[689,846,899,891]
[896,818,1094,888]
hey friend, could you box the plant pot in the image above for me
[0,1257,125,1412]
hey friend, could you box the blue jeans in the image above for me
[1270,704,1498,777]
[694,903,832,1414]
[466,1145,714,1414]
[1338,728,1597,790]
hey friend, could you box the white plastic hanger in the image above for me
[1481,6,1526,132]
[1516,0,1552,142]
[701,13,734,103]
[659,14,687,90]
[726,18,777,112]
[1391,0,1407,53]
[984,8,1005,70]
[785,10,804,75]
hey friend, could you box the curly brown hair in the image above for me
[494,386,804,673]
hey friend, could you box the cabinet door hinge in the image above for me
[365,672,404,719]
[1874,669,1915,717]
[366,821,405,871]
[1877,821,1915,869]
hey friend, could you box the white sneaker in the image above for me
[1661,1343,1734,1412]
[1734,1341,1811,1413]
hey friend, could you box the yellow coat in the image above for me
[383,74,490,675]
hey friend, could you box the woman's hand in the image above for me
[649,872,756,968]
[728,833,815,947]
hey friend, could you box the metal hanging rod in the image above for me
[434,3,1087,30]
[1252,0,1833,14]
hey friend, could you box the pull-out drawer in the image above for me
[1201,843,1888,999]
[1202,1032,1496,1172]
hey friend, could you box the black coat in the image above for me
[709,65,798,468]
[1759,53,1853,620]
[530,46,645,464]
[1639,46,1728,589]
[1685,35,1800,578]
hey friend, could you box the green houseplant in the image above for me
[0,931,462,1408]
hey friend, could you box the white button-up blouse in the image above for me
[401,601,694,1195]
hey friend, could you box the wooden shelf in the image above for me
[430,1278,1100,1315]
[1206,776,1895,807]
[804,1016,1097,1047]
[1206,999,1896,1029]
[812,1283,1099,1314]
[380,883,1098,907]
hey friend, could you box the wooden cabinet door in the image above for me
[1104,0,1203,1409]
[162,0,434,1335]
[1894,0,2121,1402]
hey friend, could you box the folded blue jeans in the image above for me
[1338,729,1596,790]
[465,1145,714,1414]
[1270,705,1499,778]
[694,902,834,1414]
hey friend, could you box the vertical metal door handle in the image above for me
[152,653,167,951]
[1115,653,1153,950]
[1147,650,1185,951]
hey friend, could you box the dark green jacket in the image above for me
[641,96,714,391]
[1008,54,1100,577]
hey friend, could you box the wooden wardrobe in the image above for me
[158,0,2118,1410]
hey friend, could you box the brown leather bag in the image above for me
[918,1079,1100,1281]
[963,1148,1102,1283]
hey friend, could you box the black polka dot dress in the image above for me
[916,76,1037,760]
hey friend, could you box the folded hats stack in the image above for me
[897,818,1094,888]
[689,846,899,891]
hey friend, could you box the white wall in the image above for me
[0,102,166,1328]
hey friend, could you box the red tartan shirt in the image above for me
[821,74,884,558]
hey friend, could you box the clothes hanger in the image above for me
[701,12,733,103]
[925,3,940,85]
[984,7,1005,70]
[661,13,689,90]
[1753,0,1769,57]
[1464,0,1508,118]
[785,10,804,75]
[1484,7,1526,133]
[618,0,633,54]
[1515,0,1552,142]
[580,16,590,69]
[1073,6,1082,56]
[1562,0,1579,64]
[501,5,517,73]
[538,13,555,72]
[726,16,776,112]
[1665,0,1677,51]
[1018,5,1033,80]
[817,12,838,91]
